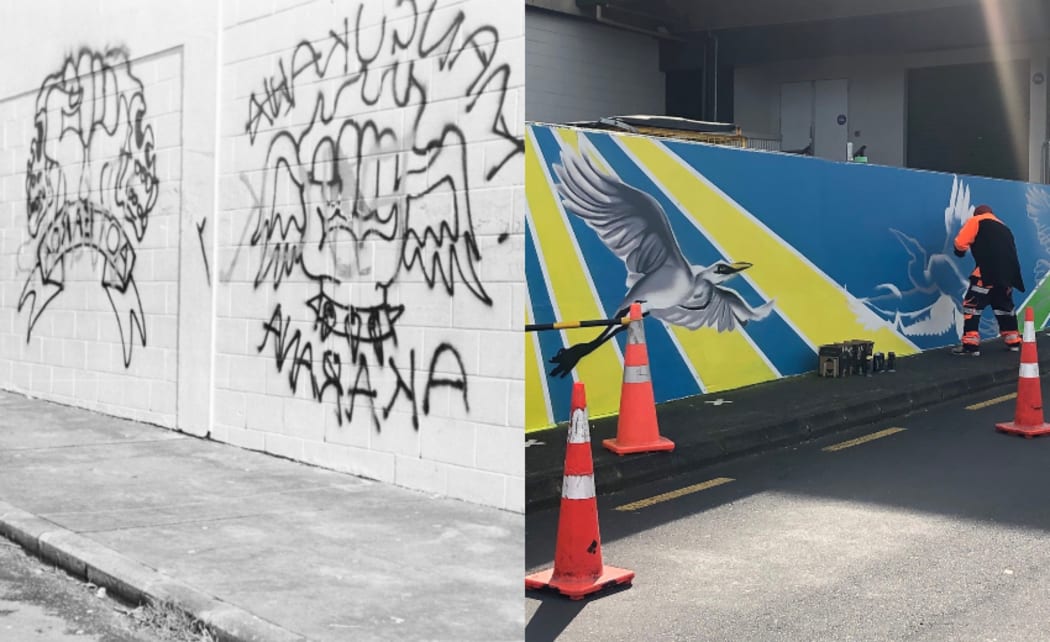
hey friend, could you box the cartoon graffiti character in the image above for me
[547,139,775,378]
[18,48,158,367]
[852,175,976,339]
[243,5,521,428]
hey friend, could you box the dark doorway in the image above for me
[907,60,1029,181]
[666,69,704,121]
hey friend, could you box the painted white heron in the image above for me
[546,140,775,377]
[852,175,975,338]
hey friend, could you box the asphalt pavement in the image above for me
[527,336,1050,511]
[0,390,523,642]
[526,379,1050,641]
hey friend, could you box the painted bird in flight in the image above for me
[547,139,775,378]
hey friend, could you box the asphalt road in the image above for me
[526,382,1050,642]
[0,537,149,641]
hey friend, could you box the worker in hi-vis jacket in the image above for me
[952,204,1026,356]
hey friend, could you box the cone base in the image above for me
[995,421,1050,438]
[525,565,635,600]
[602,435,675,455]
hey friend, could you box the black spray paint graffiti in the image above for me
[257,300,470,430]
[19,47,159,367]
[196,219,211,283]
[244,0,519,429]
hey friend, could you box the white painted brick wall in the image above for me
[525,8,666,124]
[0,47,183,429]
[212,0,524,511]
[0,0,524,513]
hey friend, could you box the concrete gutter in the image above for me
[0,501,305,642]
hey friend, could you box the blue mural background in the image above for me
[526,123,1050,430]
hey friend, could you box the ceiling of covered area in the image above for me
[528,0,1050,64]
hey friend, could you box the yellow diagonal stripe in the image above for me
[822,427,906,452]
[965,392,1017,411]
[620,136,916,357]
[666,324,775,392]
[615,477,735,511]
[525,129,622,419]
[525,306,554,432]
[554,127,611,173]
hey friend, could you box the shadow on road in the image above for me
[524,584,632,642]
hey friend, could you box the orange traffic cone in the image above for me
[526,382,634,600]
[603,303,674,455]
[996,307,1050,438]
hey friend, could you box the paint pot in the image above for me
[886,352,896,372]
[872,352,884,373]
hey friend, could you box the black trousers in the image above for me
[961,276,1019,344]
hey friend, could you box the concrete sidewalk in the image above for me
[0,391,522,642]
[527,338,1050,512]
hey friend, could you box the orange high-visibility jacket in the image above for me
[953,211,1025,291]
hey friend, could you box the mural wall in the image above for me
[0,0,524,513]
[525,123,1050,431]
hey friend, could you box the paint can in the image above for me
[872,352,884,373]
[886,352,896,372]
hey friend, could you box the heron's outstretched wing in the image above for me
[553,139,688,284]
[654,286,775,332]
[943,175,973,249]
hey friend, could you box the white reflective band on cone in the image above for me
[1024,321,1036,343]
[623,364,651,384]
[567,408,591,444]
[627,320,646,345]
[1020,362,1040,378]
[563,474,596,500]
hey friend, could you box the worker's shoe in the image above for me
[951,345,980,357]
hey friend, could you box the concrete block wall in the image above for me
[733,40,1049,178]
[0,1,217,432]
[525,7,665,124]
[0,0,524,512]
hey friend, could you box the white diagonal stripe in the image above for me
[563,474,596,500]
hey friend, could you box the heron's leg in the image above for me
[548,306,639,378]
[582,304,636,352]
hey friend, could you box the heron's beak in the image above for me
[727,261,753,274]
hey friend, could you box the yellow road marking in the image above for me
[822,427,906,452]
[614,477,734,511]
[965,393,1017,411]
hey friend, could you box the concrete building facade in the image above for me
[525,0,1050,183]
